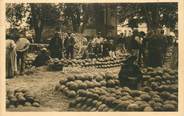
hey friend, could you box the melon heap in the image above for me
[25,54,129,69]
[58,55,129,68]
[55,67,178,111]
[6,88,40,108]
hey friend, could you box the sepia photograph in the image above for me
[5,2,178,112]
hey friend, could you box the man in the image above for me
[160,30,168,65]
[108,37,116,58]
[64,32,75,59]
[32,48,51,67]
[171,35,178,69]
[79,36,88,59]
[49,32,63,59]
[125,30,132,53]
[137,31,145,65]
[118,56,143,89]
[119,33,126,53]
[102,37,110,57]
[130,29,140,62]
[92,32,104,57]
[15,33,30,75]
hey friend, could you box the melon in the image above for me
[127,103,140,111]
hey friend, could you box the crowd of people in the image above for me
[6,28,178,79]
[47,31,119,60]
[118,29,178,89]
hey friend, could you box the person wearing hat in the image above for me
[32,48,51,67]
[64,32,76,59]
[15,32,30,75]
[49,32,63,59]
[118,56,143,89]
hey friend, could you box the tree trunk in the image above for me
[34,25,43,43]
[143,4,160,32]
[80,5,89,33]
[71,16,77,32]
[151,4,160,31]
[30,4,44,43]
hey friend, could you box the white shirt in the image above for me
[16,38,30,51]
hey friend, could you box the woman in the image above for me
[118,56,142,89]
[32,48,51,67]
[6,34,17,78]
[49,32,63,59]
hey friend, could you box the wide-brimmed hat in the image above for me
[41,47,48,52]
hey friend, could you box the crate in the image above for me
[48,63,64,71]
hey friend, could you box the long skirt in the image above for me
[148,49,162,67]
[6,48,17,78]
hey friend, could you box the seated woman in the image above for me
[32,48,51,67]
[118,56,143,89]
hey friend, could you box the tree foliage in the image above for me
[29,4,62,42]
[6,3,30,29]
[117,3,178,31]
[6,3,178,43]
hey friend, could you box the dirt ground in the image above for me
[6,66,120,112]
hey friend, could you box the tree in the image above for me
[29,4,61,43]
[63,4,82,32]
[6,3,30,29]
[117,3,178,32]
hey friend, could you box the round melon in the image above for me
[127,103,140,111]
[163,104,176,111]
[140,94,151,101]
[144,106,154,111]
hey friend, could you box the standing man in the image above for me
[137,31,145,65]
[119,33,126,53]
[130,29,140,60]
[49,32,63,59]
[108,37,116,58]
[15,33,30,75]
[125,30,132,53]
[102,37,110,57]
[92,32,104,58]
[64,32,75,59]
[160,30,168,65]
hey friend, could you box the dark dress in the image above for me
[64,36,75,59]
[118,63,142,89]
[147,34,165,67]
[49,36,63,59]
[32,52,50,67]
[102,40,110,57]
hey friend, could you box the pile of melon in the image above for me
[59,56,128,68]
[25,53,37,68]
[141,67,178,92]
[55,67,178,111]
[55,72,120,98]
[69,86,177,111]
[6,88,40,108]
[25,54,129,69]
